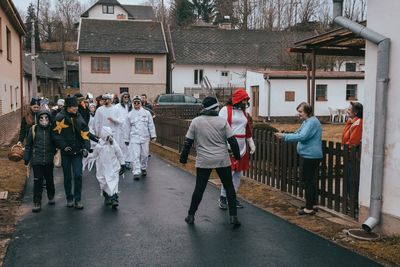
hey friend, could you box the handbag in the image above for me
[8,143,24,162]
[54,149,61,168]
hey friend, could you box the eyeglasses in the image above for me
[133,101,141,104]
[123,96,130,99]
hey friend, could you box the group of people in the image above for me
[20,92,156,212]
[18,87,363,228]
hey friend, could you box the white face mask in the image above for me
[39,115,49,127]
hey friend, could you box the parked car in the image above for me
[153,94,202,106]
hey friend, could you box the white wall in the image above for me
[172,65,246,93]
[359,0,400,222]
[88,4,128,20]
[246,71,364,117]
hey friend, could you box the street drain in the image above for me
[347,229,381,241]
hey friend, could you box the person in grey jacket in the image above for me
[275,102,322,215]
[24,110,57,212]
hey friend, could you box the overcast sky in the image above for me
[14,0,152,15]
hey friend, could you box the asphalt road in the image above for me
[4,155,380,267]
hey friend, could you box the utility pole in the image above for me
[31,19,38,98]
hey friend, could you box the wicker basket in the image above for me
[8,144,24,162]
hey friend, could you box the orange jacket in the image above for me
[342,117,363,146]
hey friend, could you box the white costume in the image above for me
[124,107,156,176]
[83,126,124,196]
[93,105,123,138]
[114,102,131,161]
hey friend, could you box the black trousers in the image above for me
[32,164,55,204]
[189,166,237,216]
[300,157,321,210]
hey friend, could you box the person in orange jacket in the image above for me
[342,102,363,146]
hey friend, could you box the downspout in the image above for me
[266,75,271,121]
[332,0,390,232]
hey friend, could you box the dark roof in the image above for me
[78,19,167,54]
[24,55,59,80]
[122,5,155,20]
[170,27,312,67]
[0,0,27,35]
[260,70,364,79]
[38,52,64,69]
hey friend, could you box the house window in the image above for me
[102,5,114,14]
[120,87,129,94]
[346,84,358,100]
[135,58,153,74]
[345,62,356,72]
[194,69,204,85]
[221,71,229,77]
[285,91,295,102]
[91,57,110,73]
[6,27,11,61]
[316,84,327,101]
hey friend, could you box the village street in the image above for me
[4,155,379,267]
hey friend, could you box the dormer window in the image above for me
[102,5,114,14]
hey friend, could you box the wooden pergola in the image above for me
[288,22,366,110]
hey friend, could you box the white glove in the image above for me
[247,138,256,154]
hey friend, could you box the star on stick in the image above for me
[80,130,89,140]
[53,119,69,134]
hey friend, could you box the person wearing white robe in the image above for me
[93,94,123,139]
[124,96,156,180]
[114,92,132,166]
[83,126,124,208]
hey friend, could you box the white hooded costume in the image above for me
[114,100,132,161]
[83,126,124,196]
[124,106,156,175]
[92,98,123,138]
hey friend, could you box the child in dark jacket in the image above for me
[24,110,57,212]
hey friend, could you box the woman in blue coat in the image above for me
[275,102,322,215]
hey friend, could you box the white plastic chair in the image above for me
[339,108,348,123]
[328,107,339,123]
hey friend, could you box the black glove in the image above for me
[81,149,89,158]
[24,160,29,166]
[125,142,129,146]
[119,165,126,176]
[88,148,93,153]
[64,146,72,153]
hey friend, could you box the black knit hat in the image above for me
[202,97,219,110]
[74,93,84,99]
[30,98,41,106]
[65,97,78,107]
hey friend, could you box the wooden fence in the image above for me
[154,117,361,219]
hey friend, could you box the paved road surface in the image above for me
[4,155,380,267]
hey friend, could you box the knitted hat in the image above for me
[57,99,65,106]
[65,97,78,107]
[102,93,113,100]
[202,96,219,110]
[232,88,250,105]
[74,93,84,99]
[30,98,41,106]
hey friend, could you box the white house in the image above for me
[169,26,312,95]
[357,0,400,235]
[78,0,167,99]
[245,70,364,120]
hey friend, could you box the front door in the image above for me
[251,86,259,119]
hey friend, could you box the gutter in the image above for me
[332,0,390,232]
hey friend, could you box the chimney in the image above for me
[219,15,232,30]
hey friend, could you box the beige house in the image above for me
[77,0,168,100]
[0,0,26,144]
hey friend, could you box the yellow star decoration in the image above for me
[53,119,69,134]
[80,130,89,140]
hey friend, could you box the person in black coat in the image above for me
[52,96,90,210]
[18,98,41,144]
[74,93,90,125]
[23,110,56,212]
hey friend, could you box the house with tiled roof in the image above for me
[168,25,311,95]
[77,0,167,98]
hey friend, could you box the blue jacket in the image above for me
[283,117,322,159]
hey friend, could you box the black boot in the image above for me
[185,214,195,225]
[230,216,241,229]
[111,194,119,208]
[103,191,111,206]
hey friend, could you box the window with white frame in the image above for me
[346,84,358,100]
[194,69,204,85]
[102,5,114,14]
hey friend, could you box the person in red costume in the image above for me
[218,88,256,209]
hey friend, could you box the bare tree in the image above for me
[55,0,82,41]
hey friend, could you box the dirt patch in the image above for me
[151,142,400,267]
[269,122,345,143]
[0,138,28,266]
